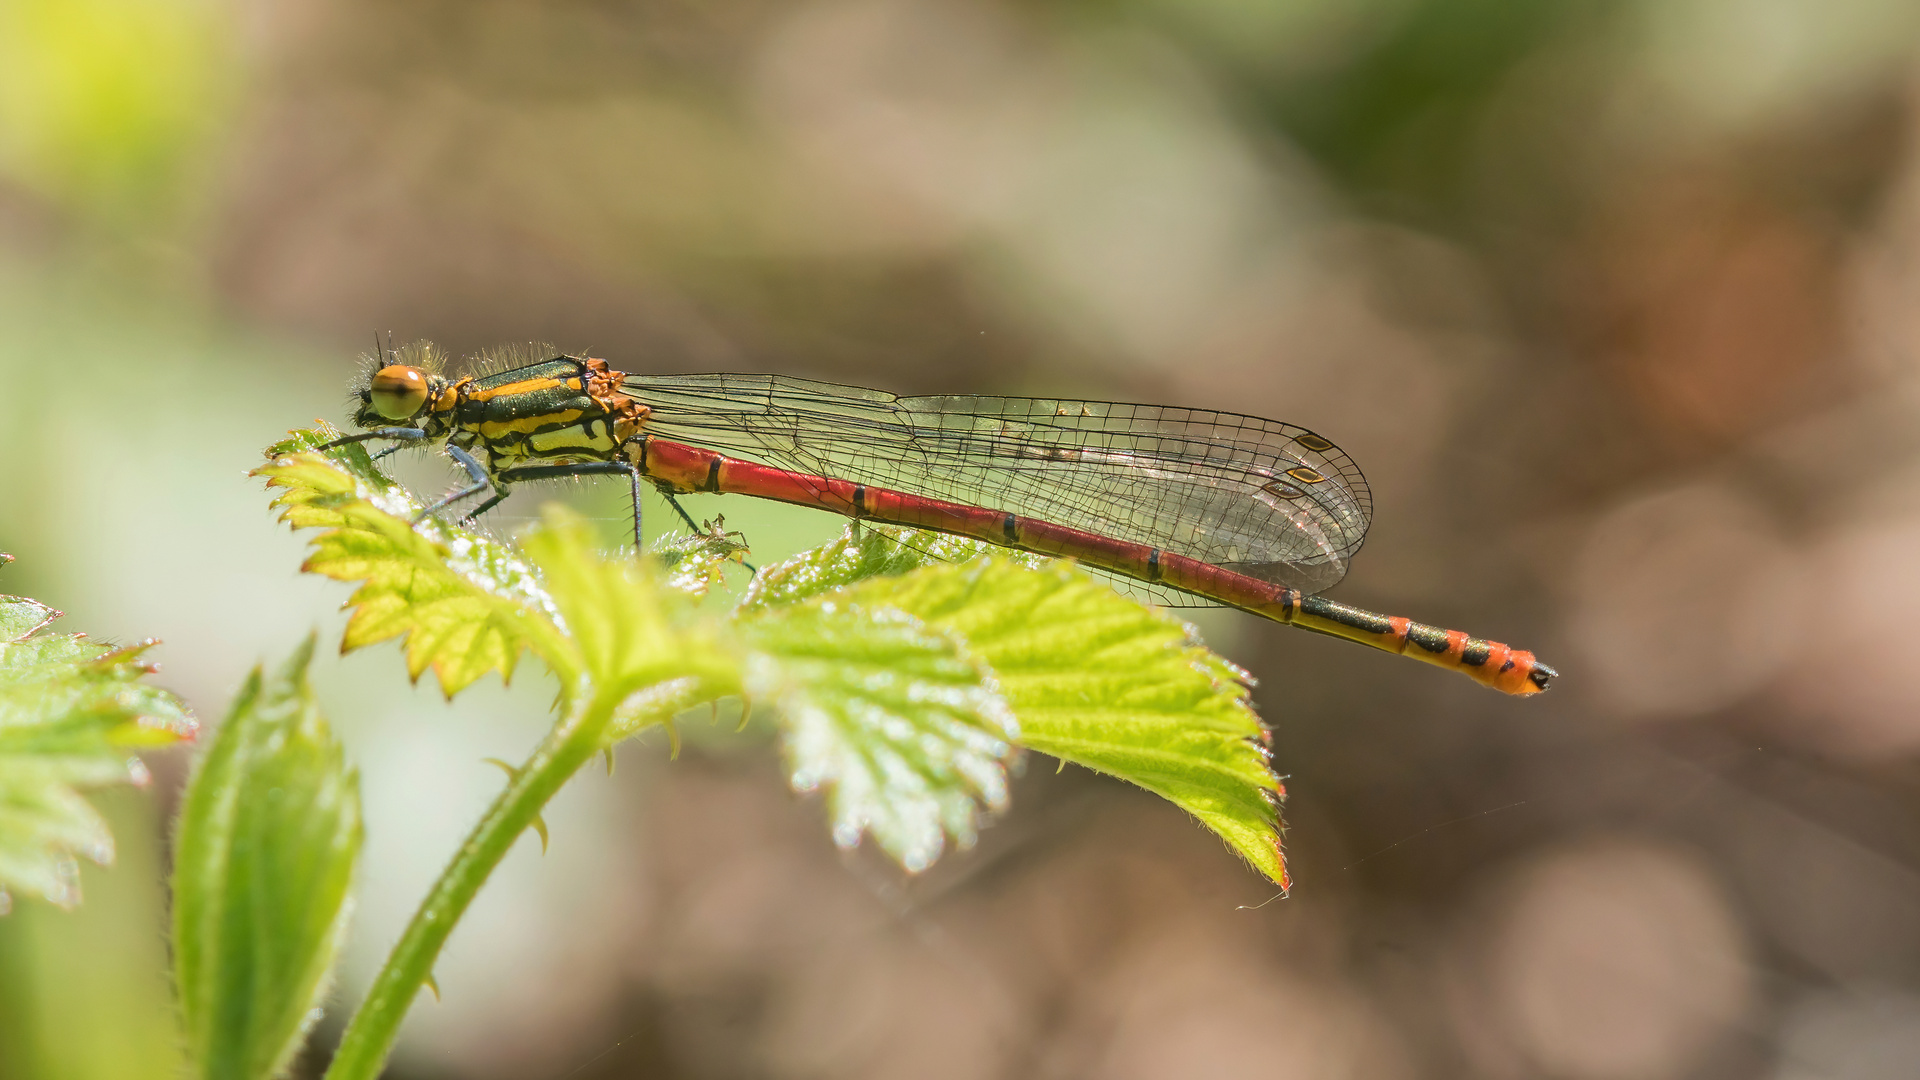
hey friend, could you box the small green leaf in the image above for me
[841,557,1286,886]
[739,601,1015,873]
[0,556,195,911]
[520,505,737,707]
[256,432,575,695]
[174,635,362,1080]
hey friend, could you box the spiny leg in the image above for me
[458,490,510,524]
[491,460,648,549]
[663,493,703,535]
[448,459,760,574]
[316,426,427,452]
[414,444,495,522]
[628,467,644,551]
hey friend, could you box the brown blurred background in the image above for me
[5,0,1920,1077]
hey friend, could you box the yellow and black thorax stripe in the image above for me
[441,357,649,467]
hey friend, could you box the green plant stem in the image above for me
[321,686,613,1080]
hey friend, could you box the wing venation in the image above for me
[624,373,1372,594]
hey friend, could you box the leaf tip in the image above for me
[277,631,321,686]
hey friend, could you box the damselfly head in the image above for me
[350,339,449,427]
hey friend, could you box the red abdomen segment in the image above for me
[636,438,1554,695]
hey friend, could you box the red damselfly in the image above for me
[319,342,1555,695]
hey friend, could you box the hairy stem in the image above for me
[322,680,695,1080]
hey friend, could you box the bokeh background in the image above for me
[5,0,1920,1076]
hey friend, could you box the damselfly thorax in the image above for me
[355,354,649,473]
[324,342,1557,696]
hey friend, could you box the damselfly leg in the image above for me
[316,427,428,449]
[413,444,494,521]
[485,460,651,549]
[484,460,748,567]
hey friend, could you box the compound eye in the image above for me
[368,365,429,420]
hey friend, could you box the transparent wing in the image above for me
[625,374,1372,595]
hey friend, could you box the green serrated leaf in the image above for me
[259,437,741,733]
[0,562,195,911]
[839,557,1286,886]
[256,437,576,695]
[739,600,1015,873]
[174,635,362,1080]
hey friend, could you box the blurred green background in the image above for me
[7,0,1920,1076]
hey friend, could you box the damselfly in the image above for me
[320,342,1555,695]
